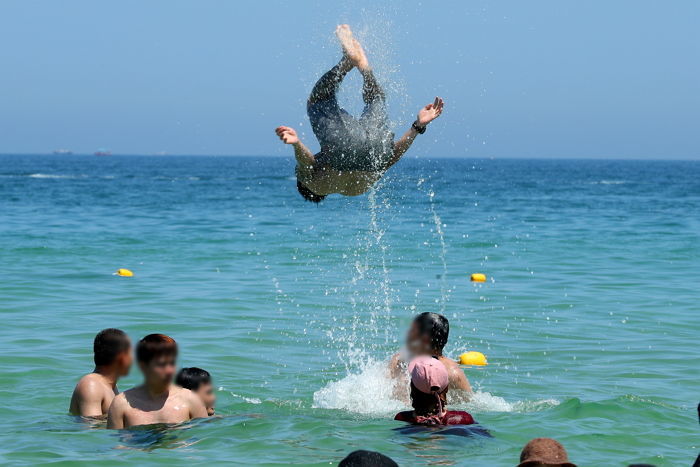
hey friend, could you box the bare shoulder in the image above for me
[110,391,128,408]
[175,386,198,402]
[74,373,106,396]
[440,357,461,371]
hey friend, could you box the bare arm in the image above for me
[69,377,106,417]
[275,126,315,176]
[106,395,126,429]
[449,366,473,393]
[187,391,209,420]
[388,97,444,169]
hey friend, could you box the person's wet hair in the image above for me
[175,367,211,391]
[93,328,130,366]
[297,180,326,203]
[136,334,178,364]
[339,450,398,467]
[414,312,449,353]
[410,381,447,416]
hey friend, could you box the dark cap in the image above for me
[339,450,398,467]
[518,438,577,467]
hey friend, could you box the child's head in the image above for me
[408,356,449,418]
[176,367,215,416]
[406,312,449,356]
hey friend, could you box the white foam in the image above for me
[313,358,559,415]
[28,173,80,179]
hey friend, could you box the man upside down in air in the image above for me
[276,24,444,202]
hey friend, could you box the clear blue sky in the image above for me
[0,0,698,158]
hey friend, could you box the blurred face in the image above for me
[116,345,133,376]
[406,322,430,356]
[194,382,216,416]
[140,354,176,387]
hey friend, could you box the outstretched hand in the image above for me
[275,126,299,145]
[416,97,444,127]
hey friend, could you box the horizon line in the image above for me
[0,152,699,162]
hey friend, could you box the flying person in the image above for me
[275,24,444,202]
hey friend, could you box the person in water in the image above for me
[175,367,216,416]
[394,356,475,426]
[69,328,132,417]
[275,24,444,202]
[107,334,207,429]
[518,438,577,467]
[390,312,472,396]
[339,450,398,467]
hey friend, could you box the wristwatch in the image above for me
[412,121,427,134]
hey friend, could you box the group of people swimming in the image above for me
[69,313,474,430]
[69,331,214,428]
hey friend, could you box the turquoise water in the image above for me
[0,154,698,466]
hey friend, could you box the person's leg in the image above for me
[307,56,353,106]
[361,69,385,106]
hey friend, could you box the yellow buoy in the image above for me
[470,273,487,282]
[115,268,134,277]
[459,351,487,366]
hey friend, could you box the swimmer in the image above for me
[394,356,476,426]
[389,312,471,400]
[69,328,132,418]
[275,24,444,202]
[175,367,216,416]
[107,334,208,429]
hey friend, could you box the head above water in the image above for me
[406,312,450,356]
[136,333,178,388]
[408,356,449,417]
[176,367,216,416]
[297,180,326,203]
[518,438,577,467]
[93,328,132,376]
[339,450,398,467]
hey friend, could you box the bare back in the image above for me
[69,373,117,417]
[107,385,207,429]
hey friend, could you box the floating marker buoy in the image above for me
[459,351,487,366]
[470,273,486,282]
[115,268,133,277]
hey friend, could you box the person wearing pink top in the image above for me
[394,356,476,426]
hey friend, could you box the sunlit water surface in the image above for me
[0,154,698,466]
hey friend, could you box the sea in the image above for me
[0,153,698,466]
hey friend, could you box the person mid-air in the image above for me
[275,24,444,202]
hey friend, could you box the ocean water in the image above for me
[0,154,698,466]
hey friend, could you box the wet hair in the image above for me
[136,334,178,364]
[176,367,211,391]
[339,450,398,467]
[297,180,326,203]
[93,328,130,366]
[413,312,450,353]
[409,382,448,416]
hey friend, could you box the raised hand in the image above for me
[275,126,299,145]
[416,97,444,127]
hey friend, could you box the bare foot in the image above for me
[335,24,369,71]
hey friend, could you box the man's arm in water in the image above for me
[275,126,315,176]
[70,375,106,417]
[386,97,444,169]
[106,393,127,429]
[445,359,472,392]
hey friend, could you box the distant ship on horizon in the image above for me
[52,149,73,155]
[94,149,112,156]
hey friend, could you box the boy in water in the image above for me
[69,328,132,418]
[176,367,216,416]
[394,356,476,426]
[107,334,207,429]
[275,24,444,202]
[389,312,472,397]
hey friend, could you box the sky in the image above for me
[0,0,698,159]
